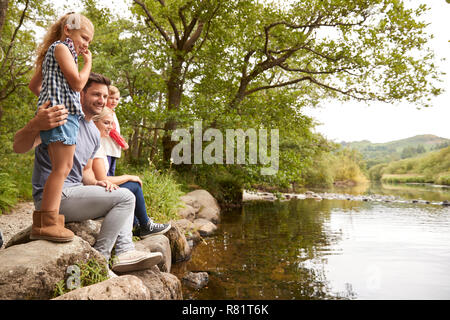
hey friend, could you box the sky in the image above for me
[303,0,450,143]
[48,0,449,144]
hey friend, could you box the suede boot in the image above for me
[30,210,74,242]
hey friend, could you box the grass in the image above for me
[381,174,432,184]
[116,163,185,222]
[53,258,109,298]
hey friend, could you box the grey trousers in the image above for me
[35,185,136,260]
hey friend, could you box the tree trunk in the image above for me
[162,54,185,163]
[0,0,8,41]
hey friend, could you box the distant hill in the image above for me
[368,146,450,185]
[340,134,450,168]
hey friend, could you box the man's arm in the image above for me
[13,102,68,154]
[83,159,119,192]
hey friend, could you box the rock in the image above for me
[5,219,102,249]
[193,218,217,237]
[0,230,3,249]
[134,235,171,272]
[127,265,183,300]
[196,207,220,224]
[0,236,106,300]
[53,275,151,300]
[184,190,221,215]
[177,204,196,221]
[180,195,201,212]
[182,272,209,290]
[172,219,201,245]
[164,224,191,263]
[4,225,32,248]
[66,219,102,246]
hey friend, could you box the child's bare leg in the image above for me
[31,142,75,242]
[40,142,75,213]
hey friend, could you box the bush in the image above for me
[140,169,184,223]
[0,173,19,215]
[115,162,185,222]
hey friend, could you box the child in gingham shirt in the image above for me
[28,13,94,242]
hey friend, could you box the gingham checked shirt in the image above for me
[37,38,83,116]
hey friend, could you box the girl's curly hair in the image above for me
[35,13,93,70]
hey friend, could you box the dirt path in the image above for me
[0,202,34,249]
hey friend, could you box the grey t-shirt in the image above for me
[32,118,100,203]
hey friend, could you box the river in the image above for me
[171,183,450,300]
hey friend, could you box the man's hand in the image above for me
[96,180,119,192]
[35,102,68,130]
[13,101,69,154]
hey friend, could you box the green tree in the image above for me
[129,0,441,162]
[81,0,442,190]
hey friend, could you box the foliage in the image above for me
[341,134,450,168]
[0,0,55,213]
[116,163,185,222]
[0,0,445,211]
[53,258,109,298]
[369,146,450,185]
[301,145,368,188]
[87,0,443,170]
[0,172,18,214]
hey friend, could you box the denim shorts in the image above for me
[40,113,80,146]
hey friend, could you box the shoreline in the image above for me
[242,189,450,207]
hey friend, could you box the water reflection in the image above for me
[172,186,450,300]
[315,182,450,202]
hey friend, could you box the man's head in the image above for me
[81,73,111,121]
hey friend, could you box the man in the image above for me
[13,73,162,273]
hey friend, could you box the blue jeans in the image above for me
[106,156,117,176]
[119,181,150,227]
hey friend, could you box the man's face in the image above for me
[81,83,109,119]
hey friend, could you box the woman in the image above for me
[92,107,170,238]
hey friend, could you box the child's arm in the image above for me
[54,44,92,92]
[29,67,42,97]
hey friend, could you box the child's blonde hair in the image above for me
[35,12,94,69]
[92,106,114,123]
[108,85,120,96]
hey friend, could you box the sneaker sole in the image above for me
[140,224,172,239]
[112,252,163,273]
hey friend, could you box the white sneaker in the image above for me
[107,266,118,279]
[111,250,163,273]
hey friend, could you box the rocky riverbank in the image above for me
[0,189,221,300]
[243,190,450,206]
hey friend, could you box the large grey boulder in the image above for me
[5,219,102,249]
[53,275,151,300]
[184,190,221,216]
[176,204,196,221]
[66,219,102,246]
[180,195,201,212]
[196,206,220,224]
[0,236,105,300]
[126,265,183,300]
[4,225,32,248]
[134,235,171,272]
